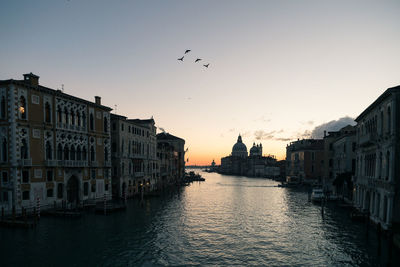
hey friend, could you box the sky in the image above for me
[1,0,400,165]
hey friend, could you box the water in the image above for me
[1,171,398,266]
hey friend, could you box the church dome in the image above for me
[232,135,248,158]
[249,143,258,154]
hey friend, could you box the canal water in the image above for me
[1,170,399,266]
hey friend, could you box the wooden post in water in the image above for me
[36,197,40,219]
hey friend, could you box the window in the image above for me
[31,95,40,104]
[57,144,63,160]
[21,138,28,159]
[1,138,7,162]
[105,183,109,191]
[3,192,8,202]
[90,113,94,130]
[22,170,29,183]
[121,123,124,131]
[386,151,390,180]
[64,145,70,160]
[1,95,6,118]
[57,106,62,123]
[104,147,108,162]
[71,109,75,125]
[45,102,51,123]
[90,146,95,162]
[112,142,116,153]
[64,107,69,124]
[22,190,30,200]
[112,122,116,131]
[82,147,87,161]
[82,112,86,128]
[2,171,8,183]
[57,183,63,198]
[387,107,391,134]
[104,117,108,132]
[46,141,52,160]
[91,169,96,179]
[19,96,26,119]
[77,112,81,127]
[47,170,53,182]
[70,146,76,160]
[47,188,53,198]
[77,146,82,160]
[84,182,89,196]
[91,183,96,192]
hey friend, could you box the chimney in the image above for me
[95,96,101,105]
[23,72,39,86]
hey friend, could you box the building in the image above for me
[286,139,324,184]
[330,125,356,199]
[110,114,158,198]
[220,135,279,177]
[0,73,112,212]
[156,132,186,186]
[353,85,400,230]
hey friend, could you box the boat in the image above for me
[311,188,325,202]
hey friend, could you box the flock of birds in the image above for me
[177,49,210,68]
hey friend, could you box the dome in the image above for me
[232,135,248,158]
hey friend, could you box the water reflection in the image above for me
[0,170,398,266]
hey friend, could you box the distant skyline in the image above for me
[1,0,400,165]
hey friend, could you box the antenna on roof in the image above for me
[61,84,64,93]
[114,104,117,114]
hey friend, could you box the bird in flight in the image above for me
[195,58,202,63]
[203,64,210,68]
[184,50,191,54]
[178,56,184,61]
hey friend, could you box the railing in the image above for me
[18,159,32,166]
[134,172,144,177]
[359,132,377,146]
[45,160,58,166]
[56,160,88,167]
[89,161,99,167]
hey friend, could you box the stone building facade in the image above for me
[220,135,279,177]
[156,132,186,186]
[111,114,158,198]
[354,85,400,230]
[0,73,112,212]
[286,139,324,184]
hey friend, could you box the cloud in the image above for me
[254,130,276,140]
[310,116,356,138]
[275,137,292,141]
[158,127,166,133]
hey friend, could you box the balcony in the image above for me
[359,132,377,147]
[134,172,144,177]
[18,159,32,166]
[45,160,58,166]
[89,161,99,167]
[57,160,88,167]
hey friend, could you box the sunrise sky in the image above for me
[1,0,400,165]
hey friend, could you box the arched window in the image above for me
[82,146,87,161]
[2,138,7,162]
[70,145,76,160]
[90,146,95,161]
[20,138,28,159]
[45,102,51,123]
[380,110,384,135]
[104,146,108,162]
[64,145,70,160]
[386,151,390,180]
[46,141,52,160]
[122,162,125,175]
[89,113,94,130]
[77,112,81,127]
[387,107,391,134]
[57,144,63,160]
[82,113,86,129]
[1,95,6,118]
[76,146,81,160]
[104,117,108,132]
[19,96,26,119]
[379,152,382,179]
[57,106,62,123]
[64,107,69,124]
[70,109,75,125]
